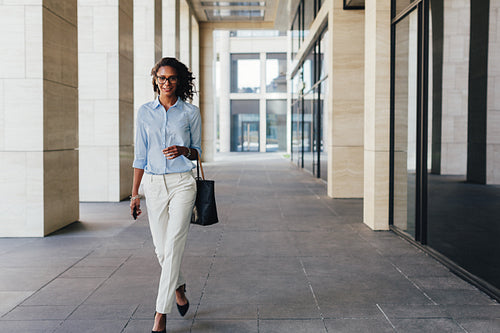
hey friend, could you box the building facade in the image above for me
[0,0,498,299]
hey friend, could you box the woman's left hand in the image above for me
[163,145,188,159]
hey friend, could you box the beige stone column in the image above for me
[179,0,191,66]
[199,24,216,161]
[218,31,231,152]
[163,0,179,58]
[78,0,134,202]
[327,0,365,198]
[134,0,160,126]
[0,1,78,236]
[364,0,391,230]
[191,15,200,107]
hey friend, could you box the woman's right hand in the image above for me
[130,198,142,220]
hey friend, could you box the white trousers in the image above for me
[144,171,196,314]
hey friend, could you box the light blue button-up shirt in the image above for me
[133,97,202,174]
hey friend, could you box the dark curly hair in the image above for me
[151,57,196,102]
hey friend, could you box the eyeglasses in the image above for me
[157,75,178,84]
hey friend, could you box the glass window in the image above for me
[319,79,328,181]
[291,12,300,59]
[230,100,260,152]
[304,0,315,39]
[393,10,418,237]
[266,53,287,93]
[266,100,287,152]
[303,53,314,93]
[426,1,500,290]
[231,54,260,93]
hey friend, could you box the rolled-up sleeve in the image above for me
[189,106,202,155]
[133,109,148,169]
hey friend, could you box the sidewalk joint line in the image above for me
[299,258,329,333]
[376,304,396,330]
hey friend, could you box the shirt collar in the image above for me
[154,96,182,109]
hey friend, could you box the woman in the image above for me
[130,57,201,333]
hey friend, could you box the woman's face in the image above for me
[156,66,178,99]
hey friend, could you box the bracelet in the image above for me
[186,148,191,158]
[130,195,141,201]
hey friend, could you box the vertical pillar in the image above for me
[0,0,79,236]
[199,24,216,161]
[79,0,134,202]
[179,0,191,66]
[219,31,231,152]
[134,0,160,127]
[191,15,200,107]
[364,0,391,230]
[163,0,179,58]
[327,0,365,198]
[487,0,500,184]
[260,52,267,152]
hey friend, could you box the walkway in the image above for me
[0,154,498,332]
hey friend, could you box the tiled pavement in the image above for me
[0,153,499,333]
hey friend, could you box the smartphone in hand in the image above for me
[133,206,138,220]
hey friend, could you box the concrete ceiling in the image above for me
[188,0,284,26]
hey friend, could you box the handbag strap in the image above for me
[196,152,205,180]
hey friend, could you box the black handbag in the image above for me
[191,154,219,226]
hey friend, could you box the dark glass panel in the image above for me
[266,100,287,152]
[393,10,418,237]
[230,100,259,152]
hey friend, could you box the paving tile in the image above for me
[258,303,321,319]
[22,278,106,306]
[456,318,500,333]
[1,305,75,321]
[59,266,118,278]
[259,319,327,332]
[53,319,128,333]
[68,304,138,320]
[425,289,497,305]
[319,303,385,319]
[123,319,192,333]
[0,267,63,291]
[191,319,257,333]
[196,303,258,319]
[378,304,448,319]
[410,276,478,291]
[0,291,34,317]
[324,318,395,332]
[443,305,500,319]
[391,318,464,333]
[0,320,63,333]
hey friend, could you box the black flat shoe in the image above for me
[176,284,189,317]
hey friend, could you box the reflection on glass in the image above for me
[230,100,259,152]
[230,54,260,93]
[320,79,328,181]
[266,53,287,93]
[395,0,417,17]
[266,100,287,152]
[303,96,314,174]
[291,12,300,60]
[393,10,418,237]
[427,1,500,290]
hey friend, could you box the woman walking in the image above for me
[130,57,201,333]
